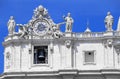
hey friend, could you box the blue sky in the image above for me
[0,0,120,74]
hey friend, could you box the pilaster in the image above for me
[64,32,73,69]
[104,31,114,68]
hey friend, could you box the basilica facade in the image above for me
[1,5,120,79]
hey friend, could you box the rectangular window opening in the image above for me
[84,51,95,64]
[34,46,48,64]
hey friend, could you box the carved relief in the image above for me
[104,39,113,47]
[33,5,50,19]
[107,39,113,47]
[17,24,29,39]
[50,42,54,51]
[6,52,11,69]
[52,22,65,38]
[65,40,72,48]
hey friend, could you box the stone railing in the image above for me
[75,32,104,38]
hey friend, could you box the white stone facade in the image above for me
[1,5,120,79]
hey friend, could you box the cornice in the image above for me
[3,31,120,47]
[1,69,120,78]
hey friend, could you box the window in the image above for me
[83,51,96,64]
[34,46,48,64]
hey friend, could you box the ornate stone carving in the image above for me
[104,39,113,47]
[17,24,29,39]
[33,5,50,19]
[6,52,11,69]
[52,22,65,38]
[65,40,71,48]
[50,41,54,51]
[6,52,10,60]
[63,13,74,32]
[7,16,16,35]
[104,12,114,31]
[27,5,65,39]
[7,5,65,39]
[107,39,113,47]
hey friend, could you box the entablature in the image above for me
[3,31,120,46]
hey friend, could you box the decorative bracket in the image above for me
[65,40,72,48]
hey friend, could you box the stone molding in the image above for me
[3,34,120,47]
[1,69,120,79]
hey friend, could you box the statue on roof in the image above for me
[63,13,74,32]
[104,12,114,31]
[52,22,65,38]
[17,24,29,39]
[7,16,16,35]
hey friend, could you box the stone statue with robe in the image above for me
[64,13,74,32]
[7,16,16,35]
[104,12,114,31]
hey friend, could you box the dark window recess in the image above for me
[34,46,48,64]
[85,52,94,63]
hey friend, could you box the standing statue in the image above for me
[63,13,74,32]
[104,12,114,31]
[7,16,16,35]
